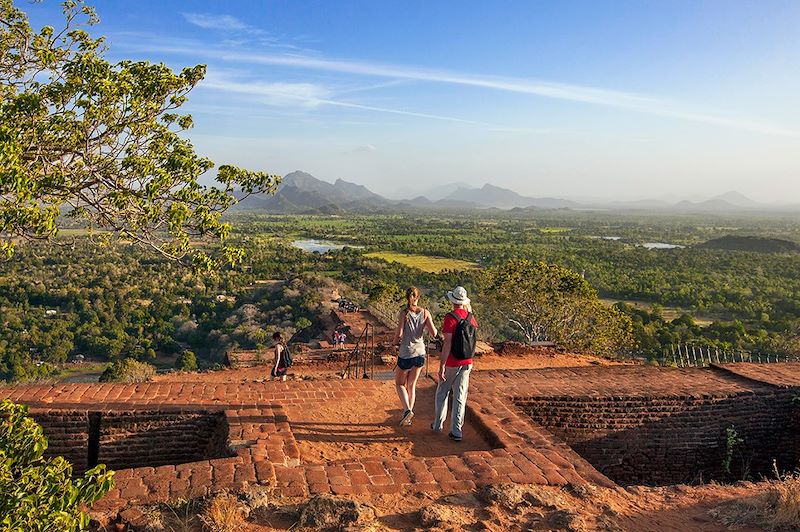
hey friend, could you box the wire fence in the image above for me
[664,343,798,367]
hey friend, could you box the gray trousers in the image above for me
[432,364,472,438]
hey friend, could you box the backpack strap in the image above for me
[450,311,473,324]
[448,311,464,325]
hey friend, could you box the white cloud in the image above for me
[200,75,495,125]
[182,13,250,31]
[351,144,376,153]
[149,44,800,138]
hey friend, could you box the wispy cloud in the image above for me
[180,14,310,51]
[200,75,494,126]
[147,44,800,137]
[349,144,377,153]
[182,13,252,32]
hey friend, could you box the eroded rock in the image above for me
[299,494,376,529]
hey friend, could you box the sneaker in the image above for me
[448,432,462,442]
[400,410,414,426]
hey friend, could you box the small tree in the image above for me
[175,349,197,371]
[0,0,280,270]
[483,259,633,354]
[0,399,114,531]
[99,357,155,382]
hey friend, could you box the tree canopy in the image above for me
[483,259,633,354]
[0,0,279,270]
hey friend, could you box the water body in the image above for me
[291,239,361,253]
[641,242,685,249]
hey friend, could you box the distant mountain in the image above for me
[235,174,795,215]
[414,182,473,202]
[443,184,578,209]
[697,235,800,253]
[710,191,760,208]
[593,191,793,213]
[235,171,391,213]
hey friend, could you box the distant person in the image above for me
[271,332,290,382]
[395,286,438,426]
[432,286,477,442]
[336,330,346,350]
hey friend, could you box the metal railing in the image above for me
[343,323,376,379]
[665,343,797,367]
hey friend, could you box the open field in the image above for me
[599,298,716,326]
[365,251,479,273]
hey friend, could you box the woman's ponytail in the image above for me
[405,286,420,314]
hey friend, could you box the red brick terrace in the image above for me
[2,363,799,514]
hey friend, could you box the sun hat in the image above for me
[447,286,471,306]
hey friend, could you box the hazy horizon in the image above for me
[27,1,800,203]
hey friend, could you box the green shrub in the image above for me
[0,400,114,531]
[175,350,198,372]
[99,358,156,383]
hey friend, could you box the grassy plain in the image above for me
[365,251,479,273]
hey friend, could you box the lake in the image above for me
[641,242,685,249]
[291,239,360,253]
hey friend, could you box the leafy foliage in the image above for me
[99,357,155,383]
[175,349,197,371]
[0,0,279,269]
[483,259,634,354]
[0,399,114,531]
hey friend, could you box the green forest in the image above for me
[2,210,800,382]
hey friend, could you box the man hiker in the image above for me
[432,285,478,442]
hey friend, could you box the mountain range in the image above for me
[233,171,799,214]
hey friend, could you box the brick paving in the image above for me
[713,362,800,389]
[2,362,799,513]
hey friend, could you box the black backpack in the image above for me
[449,312,477,360]
[281,344,294,367]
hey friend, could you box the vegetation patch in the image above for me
[365,251,479,273]
[698,235,800,253]
[711,474,800,530]
[99,359,156,383]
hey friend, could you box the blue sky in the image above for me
[25,1,800,201]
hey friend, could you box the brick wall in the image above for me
[515,390,799,485]
[98,411,231,471]
[31,409,231,474]
[32,410,90,473]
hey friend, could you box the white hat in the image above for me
[447,286,471,306]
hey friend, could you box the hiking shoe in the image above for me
[400,410,414,426]
[448,432,462,442]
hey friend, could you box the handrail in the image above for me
[343,323,375,379]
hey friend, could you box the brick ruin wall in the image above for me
[32,410,231,474]
[98,411,230,471]
[31,410,90,473]
[515,390,800,486]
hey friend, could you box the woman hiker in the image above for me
[271,331,289,382]
[395,286,437,426]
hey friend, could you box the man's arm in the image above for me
[439,333,452,381]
